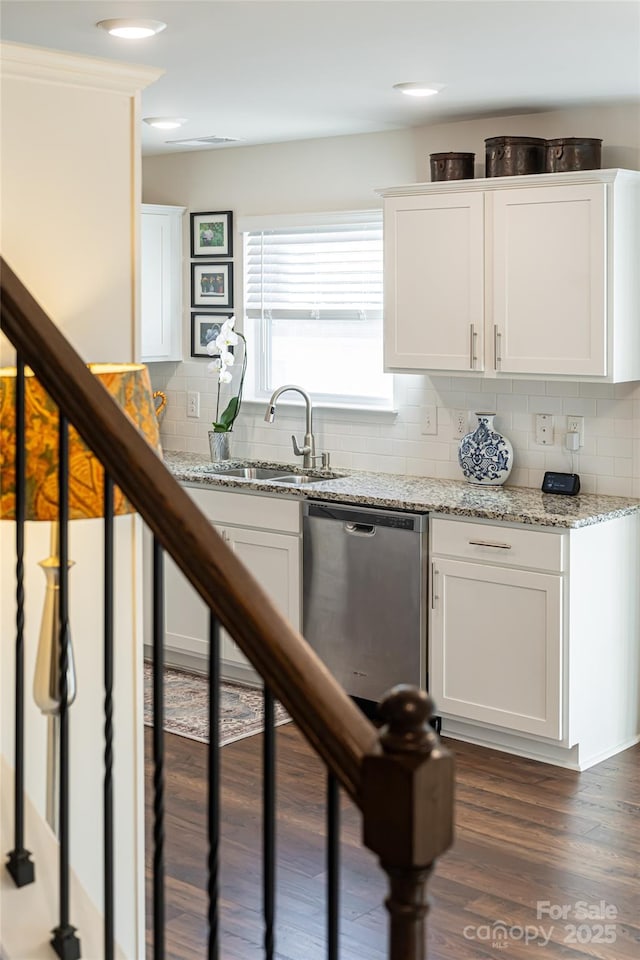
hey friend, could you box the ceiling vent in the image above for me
[166,135,243,147]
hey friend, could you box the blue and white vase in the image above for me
[458,412,513,485]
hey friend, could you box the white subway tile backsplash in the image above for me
[351,452,406,474]
[597,437,633,458]
[496,394,529,414]
[561,398,597,417]
[513,380,546,396]
[578,455,615,476]
[614,419,634,438]
[596,476,634,497]
[596,398,634,419]
[546,381,579,397]
[579,382,615,399]
[509,467,531,487]
[576,473,597,494]
[153,369,640,496]
[339,434,366,452]
[186,437,210,455]
[490,380,515,396]
[434,460,463,481]
[614,458,633,478]
[515,449,546,470]
[530,396,564,415]
[466,392,493,410]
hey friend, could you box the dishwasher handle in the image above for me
[344,521,376,537]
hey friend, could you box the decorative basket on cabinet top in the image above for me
[430,152,475,181]
[545,138,602,173]
[485,136,546,177]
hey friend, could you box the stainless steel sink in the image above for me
[270,474,341,485]
[208,466,294,480]
[207,463,344,484]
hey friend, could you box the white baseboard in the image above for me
[143,644,260,687]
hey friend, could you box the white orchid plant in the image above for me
[206,317,247,433]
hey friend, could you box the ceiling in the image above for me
[2,1,639,156]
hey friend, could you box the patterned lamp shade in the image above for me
[0,362,161,520]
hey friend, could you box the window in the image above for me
[242,210,393,408]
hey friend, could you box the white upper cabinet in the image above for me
[140,203,185,362]
[379,169,640,382]
[383,191,485,372]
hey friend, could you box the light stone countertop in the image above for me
[163,451,640,529]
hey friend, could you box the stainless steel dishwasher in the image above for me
[302,500,428,704]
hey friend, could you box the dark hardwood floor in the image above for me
[145,725,640,959]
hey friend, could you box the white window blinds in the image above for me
[244,213,383,322]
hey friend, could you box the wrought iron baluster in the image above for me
[263,686,276,960]
[327,773,340,960]
[103,474,115,960]
[6,356,35,888]
[152,537,165,960]
[207,612,221,960]
[51,414,81,960]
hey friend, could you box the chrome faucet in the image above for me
[264,384,329,470]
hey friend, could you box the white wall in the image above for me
[143,104,640,498]
[1,42,161,958]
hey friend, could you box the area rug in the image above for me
[143,664,290,746]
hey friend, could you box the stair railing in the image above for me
[1,256,454,960]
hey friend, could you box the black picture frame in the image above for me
[190,210,233,258]
[190,312,234,358]
[191,261,234,308]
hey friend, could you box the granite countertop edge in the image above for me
[163,451,640,529]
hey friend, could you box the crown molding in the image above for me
[0,41,163,94]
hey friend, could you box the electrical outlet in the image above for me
[566,415,585,447]
[421,405,438,436]
[187,390,200,418]
[535,413,554,445]
[452,410,468,439]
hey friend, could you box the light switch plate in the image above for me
[535,413,554,445]
[187,390,200,418]
[421,405,438,435]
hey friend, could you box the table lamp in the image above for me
[0,362,161,830]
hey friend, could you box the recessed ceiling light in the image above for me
[393,82,444,98]
[143,117,188,130]
[96,19,167,39]
[167,136,243,147]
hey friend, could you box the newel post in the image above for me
[361,687,454,960]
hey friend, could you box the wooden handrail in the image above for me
[2,257,455,958]
[0,256,379,803]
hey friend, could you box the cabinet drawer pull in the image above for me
[468,539,512,550]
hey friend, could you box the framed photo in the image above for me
[190,211,233,258]
[191,312,233,358]
[191,261,234,308]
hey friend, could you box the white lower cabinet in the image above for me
[431,557,562,738]
[156,486,301,684]
[429,513,640,770]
